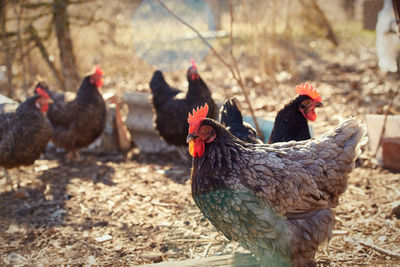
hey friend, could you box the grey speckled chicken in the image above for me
[186,104,367,267]
[0,88,53,187]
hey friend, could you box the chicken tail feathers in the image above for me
[149,70,180,108]
[220,98,244,126]
[321,117,368,164]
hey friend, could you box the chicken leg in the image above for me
[66,150,81,162]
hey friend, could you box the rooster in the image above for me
[187,104,367,267]
[149,59,217,158]
[1,87,53,188]
[268,83,323,144]
[219,98,262,144]
[36,66,106,160]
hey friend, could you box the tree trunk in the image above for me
[0,0,14,98]
[53,0,80,91]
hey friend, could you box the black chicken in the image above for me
[268,83,323,144]
[219,98,262,144]
[1,87,53,188]
[149,60,217,158]
[36,66,106,160]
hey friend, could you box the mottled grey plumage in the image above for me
[0,95,52,168]
[191,118,367,267]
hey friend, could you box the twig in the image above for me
[227,0,264,140]
[156,0,264,140]
[202,242,212,257]
[359,240,400,260]
[373,85,400,158]
[155,0,232,74]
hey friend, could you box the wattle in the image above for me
[189,139,205,157]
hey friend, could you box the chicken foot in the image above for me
[66,150,81,162]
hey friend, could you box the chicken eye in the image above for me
[300,99,311,109]
[200,125,212,133]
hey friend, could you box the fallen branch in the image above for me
[359,240,400,260]
[155,0,264,140]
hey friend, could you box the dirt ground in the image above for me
[1,35,400,266]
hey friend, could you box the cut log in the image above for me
[123,92,176,154]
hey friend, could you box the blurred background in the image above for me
[0,0,391,99]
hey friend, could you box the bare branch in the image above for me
[155,0,234,76]
[6,12,52,21]
[69,0,98,4]
[156,0,264,140]
[20,2,52,9]
[227,0,263,140]
[28,25,65,90]
[359,240,400,260]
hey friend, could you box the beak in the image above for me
[186,134,195,143]
[315,102,323,107]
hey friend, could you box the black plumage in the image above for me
[149,66,217,147]
[219,98,262,144]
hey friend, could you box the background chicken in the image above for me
[187,104,367,267]
[0,87,53,188]
[268,82,323,144]
[219,98,262,144]
[149,59,217,158]
[36,66,106,160]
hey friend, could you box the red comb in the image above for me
[295,82,321,102]
[35,87,50,99]
[190,58,197,70]
[188,103,209,134]
[94,65,104,76]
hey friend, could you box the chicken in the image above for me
[186,104,367,267]
[219,98,262,144]
[268,83,323,144]
[36,66,106,160]
[376,0,400,74]
[149,59,217,158]
[1,87,53,188]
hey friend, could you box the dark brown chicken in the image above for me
[187,104,367,267]
[0,88,53,187]
[268,83,323,144]
[149,59,217,157]
[37,66,106,160]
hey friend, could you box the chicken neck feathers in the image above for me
[268,95,312,144]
